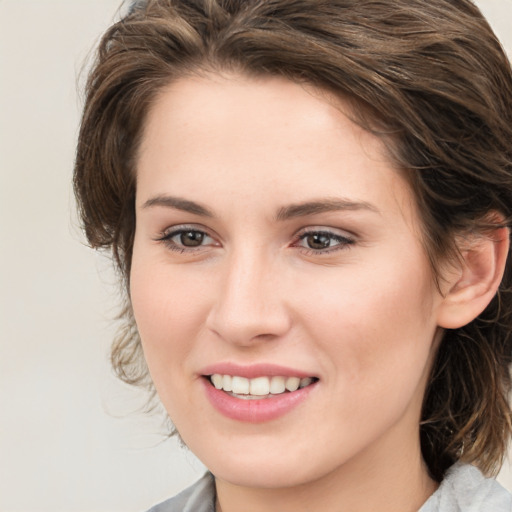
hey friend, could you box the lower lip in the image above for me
[202,378,316,423]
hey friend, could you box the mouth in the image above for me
[206,374,319,400]
[201,367,319,422]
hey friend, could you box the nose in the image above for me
[205,250,292,347]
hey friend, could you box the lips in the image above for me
[200,363,319,422]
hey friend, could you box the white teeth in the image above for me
[269,376,286,394]
[231,376,250,395]
[250,376,270,396]
[299,377,313,388]
[210,374,316,396]
[285,376,300,392]
[222,374,232,392]
[211,374,223,389]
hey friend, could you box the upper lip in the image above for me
[199,362,317,379]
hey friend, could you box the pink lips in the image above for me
[200,363,318,423]
[200,362,314,379]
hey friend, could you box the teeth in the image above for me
[269,376,286,394]
[210,374,315,396]
[285,376,300,392]
[211,374,223,389]
[231,376,249,395]
[222,374,232,392]
[299,377,313,388]
[250,376,270,396]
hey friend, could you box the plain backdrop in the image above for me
[1,1,511,511]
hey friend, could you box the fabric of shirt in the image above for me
[146,473,215,512]
[418,463,512,511]
[145,463,512,511]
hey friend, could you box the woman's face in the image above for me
[131,74,446,489]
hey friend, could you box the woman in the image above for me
[74,0,512,510]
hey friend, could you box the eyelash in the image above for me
[294,229,355,255]
[155,225,216,253]
[155,226,355,255]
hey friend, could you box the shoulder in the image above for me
[145,473,215,512]
[419,463,512,512]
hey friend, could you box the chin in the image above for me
[209,457,319,489]
[182,431,342,490]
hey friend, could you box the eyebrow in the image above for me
[141,195,378,220]
[142,195,214,217]
[275,198,379,221]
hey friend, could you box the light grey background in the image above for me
[1,1,511,511]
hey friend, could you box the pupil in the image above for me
[180,231,204,247]
[307,233,330,249]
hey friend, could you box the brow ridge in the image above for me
[142,195,213,217]
[142,195,377,220]
[275,198,378,221]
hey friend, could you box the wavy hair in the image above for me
[74,0,512,481]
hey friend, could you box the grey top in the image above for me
[146,463,512,511]
[418,463,512,511]
[147,473,215,512]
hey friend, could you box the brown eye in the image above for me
[306,233,332,250]
[180,230,205,247]
[158,227,216,252]
[297,230,354,253]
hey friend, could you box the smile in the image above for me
[203,374,318,422]
[209,374,316,399]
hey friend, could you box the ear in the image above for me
[437,225,509,329]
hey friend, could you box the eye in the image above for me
[295,229,354,253]
[175,230,207,247]
[156,226,217,252]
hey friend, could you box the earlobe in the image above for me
[437,226,510,329]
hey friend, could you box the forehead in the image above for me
[136,73,418,227]
[139,73,384,153]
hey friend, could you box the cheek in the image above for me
[129,246,206,378]
[297,249,438,394]
[130,258,211,426]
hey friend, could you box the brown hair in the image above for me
[74,0,512,481]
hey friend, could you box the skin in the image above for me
[130,73,454,512]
